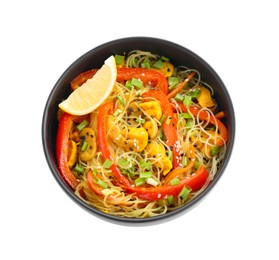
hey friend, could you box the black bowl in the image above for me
[42,37,235,225]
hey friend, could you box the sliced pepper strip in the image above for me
[71,69,98,90]
[117,68,168,94]
[71,68,168,94]
[176,103,228,146]
[97,102,131,187]
[142,89,180,168]
[56,112,80,190]
[163,144,196,185]
[87,170,105,196]
[124,166,209,201]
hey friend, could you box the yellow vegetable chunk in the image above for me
[159,62,174,77]
[79,127,97,162]
[139,101,162,121]
[197,86,216,108]
[67,140,78,168]
[121,127,148,152]
[146,141,172,175]
[143,120,158,139]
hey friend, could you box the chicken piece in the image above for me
[121,127,148,152]
[146,141,172,175]
[139,101,162,121]
[197,86,216,108]
[79,127,97,162]
[143,120,158,139]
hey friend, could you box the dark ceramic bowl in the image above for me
[42,37,235,225]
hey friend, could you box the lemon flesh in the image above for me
[59,55,117,116]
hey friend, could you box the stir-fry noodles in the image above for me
[56,50,228,218]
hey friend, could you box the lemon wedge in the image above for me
[59,55,117,115]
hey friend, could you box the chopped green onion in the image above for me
[93,169,97,176]
[183,95,192,106]
[167,150,173,161]
[113,109,122,117]
[168,77,179,90]
[160,114,167,124]
[174,93,184,102]
[141,58,150,69]
[74,163,84,174]
[131,78,143,89]
[180,112,192,119]
[211,145,221,156]
[95,178,109,189]
[161,56,169,61]
[167,195,174,205]
[140,171,152,178]
[139,160,152,169]
[121,169,128,175]
[136,117,145,124]
[76,119,89,131]
[186,119,194,128]
[81,141,88,151]
[147,177,158,186]
[127,172,135,177]
[127,165,135,177]
[116,95,126,106]
[152,59,164,69]
[117,158,130,168]
[182,156,188,167]
[115,54,125,65]
[125,80,134,90]
[170,178,180,186]
[103,159,114,169]
[179,186,191,200]
[166,116,172,125]
[194,160,200,169]
[135,177,146,186]
[188,89,201,98]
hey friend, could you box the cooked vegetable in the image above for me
[67,140,77,168]
[56,113,80,190]
[197,86,216,108]
[79,127,96,161]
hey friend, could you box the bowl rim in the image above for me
[42,36,235,225]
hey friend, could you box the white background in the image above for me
[1,0,278,259]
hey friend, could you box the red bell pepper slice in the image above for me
[142,89,181,168]
[87,170,106,196]
[117,68,168,94]
[56,112,80,190]
[71,67,168,94]
[97,102,131,187]
[124,166,209,201]
[176,103,228,146]
[71,69,98,90]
